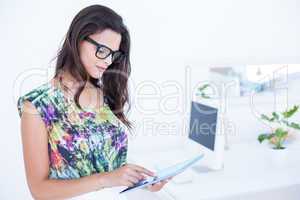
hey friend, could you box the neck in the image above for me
[55,71,104,105]
[58,71,98,91]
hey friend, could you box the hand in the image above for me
[100,164,155,188]
[146,177,173,192]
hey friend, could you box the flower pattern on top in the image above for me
[17,81,128,179]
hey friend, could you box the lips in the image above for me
[96,65,107,71]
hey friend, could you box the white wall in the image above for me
[1,0,300,199]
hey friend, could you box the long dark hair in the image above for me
[54,5,132,129]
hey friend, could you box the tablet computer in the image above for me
[119,154,204,194]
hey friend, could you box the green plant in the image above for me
[196,84,211,99]
[258,105,300,149]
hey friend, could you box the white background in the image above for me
[1,0,300,199]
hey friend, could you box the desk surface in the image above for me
[129,141,300,200]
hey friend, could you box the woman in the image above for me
[17,5,170,199]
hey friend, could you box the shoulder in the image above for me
[17,82,50,114]
[17,80,61,126]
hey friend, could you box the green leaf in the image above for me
[282,105,299,118]
[261,114,274,122]
[258,133,273,143]
[274,128,288,138]
[272,112,279,120]
[198,84,210,92]
[201,94,210,99]
[289,122,300,130]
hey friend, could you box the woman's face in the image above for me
[79,29,122,79]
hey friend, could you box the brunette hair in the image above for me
[54,4,132,129]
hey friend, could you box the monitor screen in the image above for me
[188,101,218,151]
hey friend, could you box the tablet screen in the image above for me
[119,154,204,194]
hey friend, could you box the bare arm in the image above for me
[21,101,109,199]
[20,101,156,200]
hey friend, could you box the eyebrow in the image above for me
[85,37,119,52]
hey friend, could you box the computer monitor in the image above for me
[186,101,225,171]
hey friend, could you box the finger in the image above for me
[163,178,170,182]
[123,180,135,187]
[126,170,145,181]
[161,180,169,185]
[125,174,140,185]
[154,180,168,188]
[128,164,155,176]
[146,185,154,191]
[120,178,135,187]
[158,181,165,186]
[147,182,164,191]
[147,184,159,191]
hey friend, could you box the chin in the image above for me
[89,70,103,79]
[89,73,101,79]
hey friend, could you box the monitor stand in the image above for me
[170,164,223,185]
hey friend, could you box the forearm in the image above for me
[30,173,108,200]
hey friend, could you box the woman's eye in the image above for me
[98,48,106,54]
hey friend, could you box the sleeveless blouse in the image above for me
[17,81,128,180]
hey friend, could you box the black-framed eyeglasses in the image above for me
[84,36,124,63]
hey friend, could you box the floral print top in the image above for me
[17,81,128,179]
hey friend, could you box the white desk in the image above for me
[128,141,300,200]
